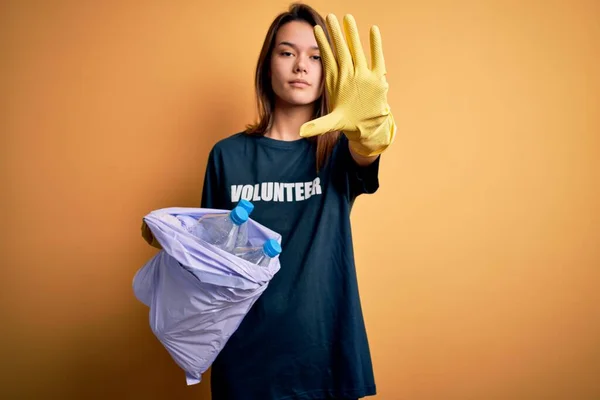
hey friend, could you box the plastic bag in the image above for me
[133,207,282,385]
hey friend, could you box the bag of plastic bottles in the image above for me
[132,206,282,385]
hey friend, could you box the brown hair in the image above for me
[245,3,340,171]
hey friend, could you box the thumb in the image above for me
[299,110,347,138]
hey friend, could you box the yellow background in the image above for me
[2,0,599,399]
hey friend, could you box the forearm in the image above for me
[348,141,379,166]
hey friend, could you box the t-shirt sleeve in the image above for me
[339,136,381,200]
[200,147,226,209]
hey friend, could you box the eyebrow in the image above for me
[277,41,320,51]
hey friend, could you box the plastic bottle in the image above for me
[193,206,249,253]
[234,200,255,248]
[177,215,199,231]
[233,239,282,267]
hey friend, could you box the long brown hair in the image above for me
[245,3,340,171]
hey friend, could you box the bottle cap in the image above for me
[230,207,249,225]
[263,239,282,258]
[237,200,255,215]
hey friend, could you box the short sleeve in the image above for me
[338,136,381,200]
[200,147,226,209]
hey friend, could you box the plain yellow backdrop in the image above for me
[2,0,599,399]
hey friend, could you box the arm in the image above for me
[349,142,379,167]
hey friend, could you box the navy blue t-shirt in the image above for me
[200,131,380,400]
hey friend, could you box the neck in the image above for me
[265,101,315,141]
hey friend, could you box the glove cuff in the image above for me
[348,113,397,157]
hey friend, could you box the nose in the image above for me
[294,55,308,73]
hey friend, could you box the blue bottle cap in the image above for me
[237,200,255,215]
[263,239,282,258]
[229,206,249,225]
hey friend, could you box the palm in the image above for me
[299,14,390,142]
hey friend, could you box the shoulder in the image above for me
[206,131,259,164]
[210,131,251,153]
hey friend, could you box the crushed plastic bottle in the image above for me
[233,238,282,267]
[192,206,249,253]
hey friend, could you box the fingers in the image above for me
[314,25,337,91]
[343,14,368,71]
[325,14,352,75]
[370,25,386,76]
[325,14,385,75]
[299,110,348,138]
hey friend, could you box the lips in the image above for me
[289,79,310,87]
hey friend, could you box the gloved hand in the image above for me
[299,14,397,157]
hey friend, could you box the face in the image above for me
[269,20,323,107]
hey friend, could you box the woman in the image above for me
[200,3,396,399]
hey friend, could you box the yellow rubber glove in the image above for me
[299,14,397,157]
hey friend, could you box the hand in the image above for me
[142,220,162,249]
[299,14,397,157]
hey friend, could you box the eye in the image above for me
[280,51,294,57]
[311,55,321,61]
